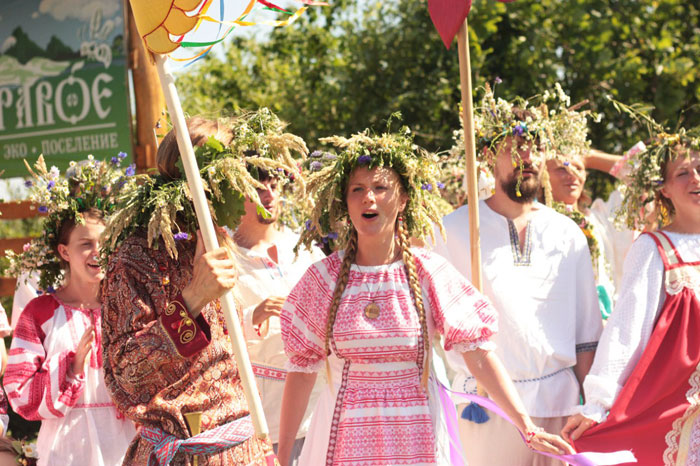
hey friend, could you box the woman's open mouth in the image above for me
[362,212,379,219]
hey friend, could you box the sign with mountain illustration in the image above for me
[0,0,131,178]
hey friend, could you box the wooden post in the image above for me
[126,1,165,172]
[456,19,482,292]
[154,55,270,441]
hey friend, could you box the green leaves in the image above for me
[179,0,699,201]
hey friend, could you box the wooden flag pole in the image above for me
[154,54,270,441]
[456,18,482,292]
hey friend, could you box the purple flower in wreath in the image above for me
[326,232,338,240]
[125,164,136,177]
[118,151,128,159]
[111,156,119,166]
[494,76,503,84]
[310,161,323,172]
[46,180,55,190]
[323,153,337,160]
[357,155,371,165]
[310,150,323,158]
[512,123,526,137]
[38,205,48,213]
[24,180,33,188]
[421,183,433,191]
[46,286,55,294]
[305,219,313,231]
[174,232,189,241]
[437,182,445,189]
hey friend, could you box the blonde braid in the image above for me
[397,218,431,390]
[324,229,358,384]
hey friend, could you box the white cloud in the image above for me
[1,36,16,53]
[38,0,119,22]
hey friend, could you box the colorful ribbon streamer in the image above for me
[438,382,637,466]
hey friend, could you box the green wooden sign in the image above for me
[0,0,132,178]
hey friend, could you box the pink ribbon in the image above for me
[437,382,636,466]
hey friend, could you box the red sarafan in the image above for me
[575,231,700,465]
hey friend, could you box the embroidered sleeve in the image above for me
[581,235,665,422]
[281,259,334,373]
[414,250,498,352]
[3,299,84,420]
[101,237,209,419]
[158,295,211,358]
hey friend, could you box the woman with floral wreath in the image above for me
[100,110,307,465]
[3,155,137,465]
[561,117,700,465]
[277,125,575,465]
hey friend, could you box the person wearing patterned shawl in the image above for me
[276,122,574,466]
[432,85,602,466]
[562,115,700,465]
[100,109,306,466]
[3,154,137,465]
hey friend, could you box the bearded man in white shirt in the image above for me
[433,106,602,466]
[231,170,325,466]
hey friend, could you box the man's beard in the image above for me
[501,171,541,204]
[257,209,278,225]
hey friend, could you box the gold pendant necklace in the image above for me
[357,264,381,320]
[364,302,380,319]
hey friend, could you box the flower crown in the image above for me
[609,99,700,229]
[297,122,445,252]
[6,154,135,292]
[473,82,551,166]
[102,109,307,260]
[543,83,600,160]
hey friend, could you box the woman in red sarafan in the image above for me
[563,131,700,465]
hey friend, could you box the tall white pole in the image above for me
[154,54,270,440]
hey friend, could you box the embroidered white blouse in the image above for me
[432,200,602,417]
[233,227,326,444]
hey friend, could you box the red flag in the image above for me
[429,0,515,49]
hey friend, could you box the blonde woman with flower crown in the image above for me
[277,128,574,466]
[3,156,137,466]
[562,126,700,465]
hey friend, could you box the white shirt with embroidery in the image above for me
[432,200,602,417]
[233,227,326,444]
[580,232,700,422]
[3,295,136,466]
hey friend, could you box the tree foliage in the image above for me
[178,0,700,198]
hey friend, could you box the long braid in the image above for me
[324,229,358,385]
[397,218,431,390]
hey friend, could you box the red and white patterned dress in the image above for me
[281,248,497,466]
[3,295,136,466]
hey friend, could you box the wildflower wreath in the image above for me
[102,108,307,260]
[6,153,135,292]
[297,120,445,252]
[473,82,551,168]
[609,99,700,229]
